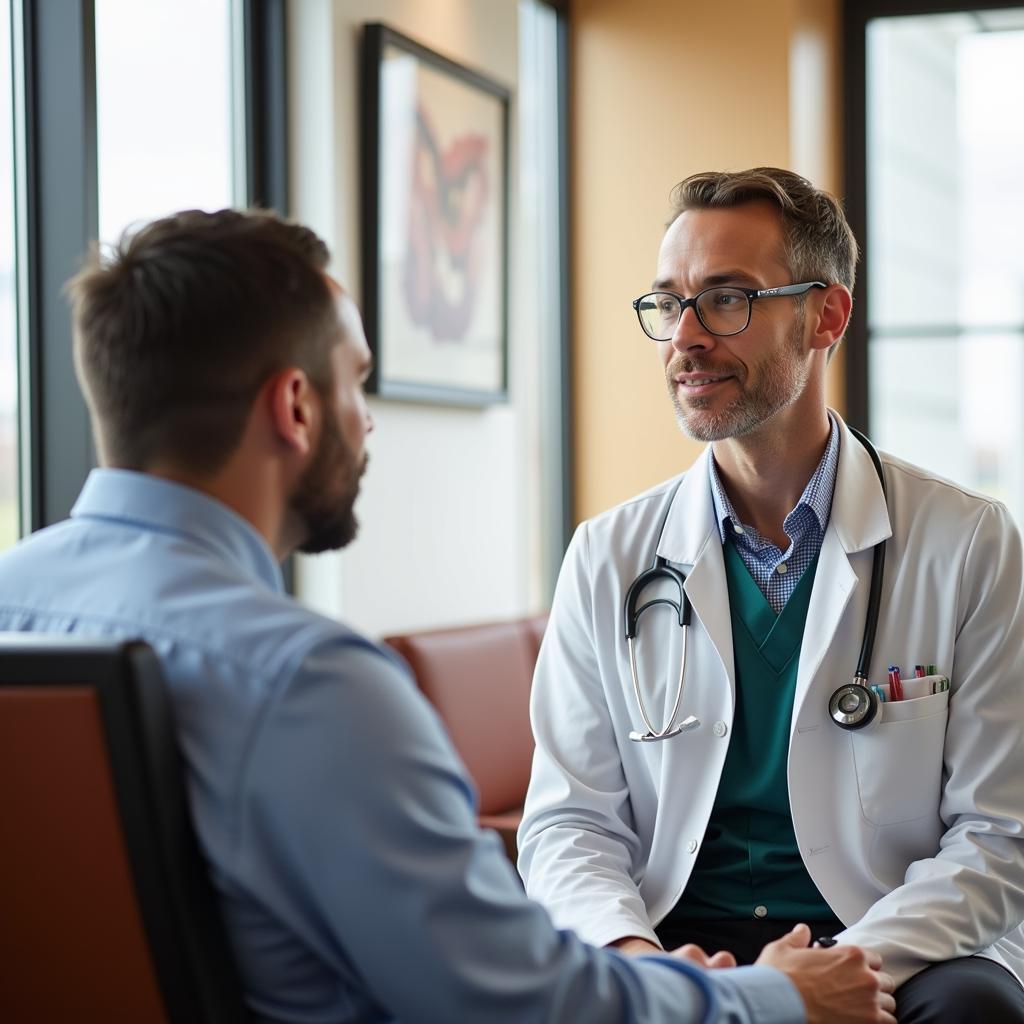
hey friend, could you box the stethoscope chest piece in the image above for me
[828,682,879,730]
[621,423,889,742]
[629,715,699,743]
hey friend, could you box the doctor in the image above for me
[519,167,1024,1023]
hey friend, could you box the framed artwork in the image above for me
[360,23,510,405]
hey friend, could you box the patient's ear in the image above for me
[265,368,318,457]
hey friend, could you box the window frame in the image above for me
[13,0,288,532]
[17,0,97,531]
[530,0,573,588]
[552,0,573,577]
[841,0,1024,431]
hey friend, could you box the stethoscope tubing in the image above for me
[623,428,888,740]
[847,425,888,686]
[626,629,691,741]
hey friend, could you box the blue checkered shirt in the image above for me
[709,415,840,614]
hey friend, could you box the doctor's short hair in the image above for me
[668,167,859,294]
[67,208,338,474]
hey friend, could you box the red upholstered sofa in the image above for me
[383,615,546,860]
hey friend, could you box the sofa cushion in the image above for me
[385,620,537,818]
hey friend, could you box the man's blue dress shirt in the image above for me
[0,469,804,1024]
[709,414,840,613]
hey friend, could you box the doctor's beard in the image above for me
[665,317,809,443]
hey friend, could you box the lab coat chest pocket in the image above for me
[850,689,950,826]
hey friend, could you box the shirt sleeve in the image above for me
[237,633,804,1024]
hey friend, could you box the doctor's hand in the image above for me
[608,936,737,968]
[755,923,896,1024]
[669,944,737,969]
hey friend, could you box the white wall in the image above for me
[288,0,543,637]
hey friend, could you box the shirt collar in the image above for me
[708,412,841,544]
[71,468,284,593]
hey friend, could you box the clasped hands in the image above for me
[615,923,897,1024]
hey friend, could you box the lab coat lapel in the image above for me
[793,413,893,719]
[656,447,737,707]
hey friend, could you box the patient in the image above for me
[0,209,893,1023]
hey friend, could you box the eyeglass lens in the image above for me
[638,287,750,340]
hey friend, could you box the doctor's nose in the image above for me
[670,304,716,355]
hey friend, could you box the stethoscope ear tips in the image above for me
[828,682,879,730]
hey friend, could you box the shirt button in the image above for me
[776,563,788,575]
[754,905,768,919]
[712,720,728,737]
[733,523,745,535]
[687,840,698,854]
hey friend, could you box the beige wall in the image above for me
[571,0,844,521]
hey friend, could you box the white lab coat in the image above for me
[519,413,1024,988]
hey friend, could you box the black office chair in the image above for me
[0,635,248,1023]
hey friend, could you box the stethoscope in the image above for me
[623,427,888,742]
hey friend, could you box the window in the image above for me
[95,0,239,243]
[847,4,1024,523]
[10,1,282,531]
[519,0,571,594]
[0,0,18,550]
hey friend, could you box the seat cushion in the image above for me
[523,614,548,662]
[479,808,524,863]
[385,621,536,817]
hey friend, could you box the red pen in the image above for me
[914,665,926,678]
[888,665,904,701]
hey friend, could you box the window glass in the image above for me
[95,0,237,243]
[867,9,1024,522]
[519,0,568,596]
[0,0,18,550]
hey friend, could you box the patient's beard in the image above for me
[292,405,367,555]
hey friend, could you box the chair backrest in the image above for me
[384,620,538,818]
[0,635,248,1024]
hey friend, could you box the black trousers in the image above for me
[655,918,1024,1023]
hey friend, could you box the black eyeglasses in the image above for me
[632,281,827,341]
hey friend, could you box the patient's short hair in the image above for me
[68,208,337,473]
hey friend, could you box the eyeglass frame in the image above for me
[631,281,828,340]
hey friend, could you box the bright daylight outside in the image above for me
[0,0,237,552]
[868,11,1024,526]
[95,0,235,245]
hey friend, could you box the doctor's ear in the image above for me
[265,367,319,457]
[808,285,853,353]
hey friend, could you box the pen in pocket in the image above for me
[888,665,904,702]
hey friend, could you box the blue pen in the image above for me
[870,684,887,703]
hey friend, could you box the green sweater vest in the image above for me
[668,540,834,922]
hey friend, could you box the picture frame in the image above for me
[360,23,510,406]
